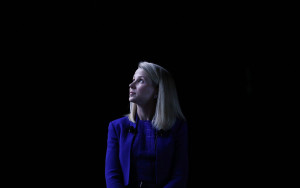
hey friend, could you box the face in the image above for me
[129,68,157,105]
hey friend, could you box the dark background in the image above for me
[17,1,283,187]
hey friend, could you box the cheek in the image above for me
[138,86,155,97]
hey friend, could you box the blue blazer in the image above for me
[105,116,189,188]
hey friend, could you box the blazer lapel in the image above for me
[122,120,137,185]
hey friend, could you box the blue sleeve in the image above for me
[105,122,125,188]
[164,122,189,188]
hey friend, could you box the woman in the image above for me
[105,61,188,188]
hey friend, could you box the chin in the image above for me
[129,98,139,104]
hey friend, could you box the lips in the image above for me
[129,92,136,95]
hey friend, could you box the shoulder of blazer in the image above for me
[172,119,188,131]
[110,116,130,126]
[109,116,134,133]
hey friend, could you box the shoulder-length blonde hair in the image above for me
[127,61,185,130]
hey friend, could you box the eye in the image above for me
[138,79,144,83]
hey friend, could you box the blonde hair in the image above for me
[127,61,185,130]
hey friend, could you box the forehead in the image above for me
[133,68,148,78]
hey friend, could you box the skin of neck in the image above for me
[137,102,156,121]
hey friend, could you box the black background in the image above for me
[15,1,283,187]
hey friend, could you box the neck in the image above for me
[137,102,156,121]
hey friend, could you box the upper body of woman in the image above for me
[105,61,188,188]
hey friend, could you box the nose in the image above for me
[129,81,135,88]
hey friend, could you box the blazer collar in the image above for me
[129,120,137,129]
[128,114,138,129]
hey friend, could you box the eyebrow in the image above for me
[133,76,145,79]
